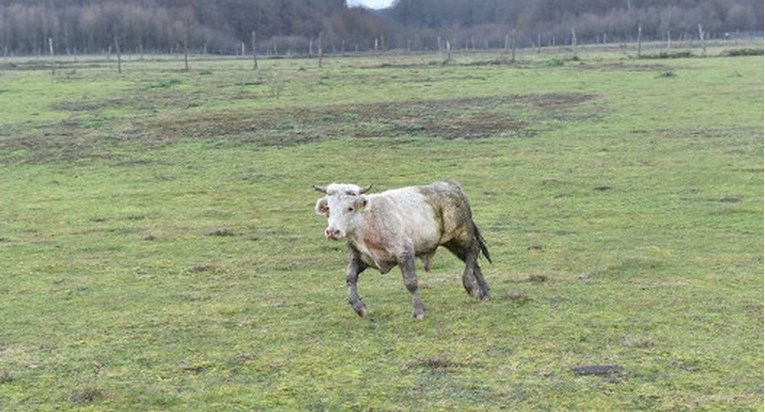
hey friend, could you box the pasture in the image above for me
[0,45,762,410]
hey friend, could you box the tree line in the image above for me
[388,0,762,49]
[1,0,761,56]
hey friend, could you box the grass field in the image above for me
[0,45,763,411]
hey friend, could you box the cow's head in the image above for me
[313,183,372,240]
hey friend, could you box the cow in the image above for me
[313,180,491,319]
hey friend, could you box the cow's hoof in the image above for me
[355,306,368,318]
[464,282,479,298]
[412,311,425,320]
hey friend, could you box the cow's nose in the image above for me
[325,228,342,240]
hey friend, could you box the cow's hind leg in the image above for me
[347,255,368,317]
[444,240,478,297]
[461,245,482,298]
[463,244,490,300]
[444,240,488,299]
[472,262,490,300]
[399,245,425,320]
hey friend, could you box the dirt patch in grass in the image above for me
[68,386,104,404]
[188,263,222,274]
[572,365,625,383]
[0,369,13,384]
[0,92,599,162]
[204,227,236,237]
[403,355,470,371]
[142,92,597,143]
[52,99,127,112]
[655,126,762,140]
[503,291,532,304]
[582,62,675,72]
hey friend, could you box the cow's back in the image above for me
[368,187,442,253]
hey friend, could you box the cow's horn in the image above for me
[360,184,373,194]
[312,184,327,194]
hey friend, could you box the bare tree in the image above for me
[698,24,707,57]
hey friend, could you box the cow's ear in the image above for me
[354,196,368,213]
[315,197,329,215]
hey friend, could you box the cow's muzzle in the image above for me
[325,228,343,240]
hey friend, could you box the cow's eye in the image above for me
[347,207,354,212]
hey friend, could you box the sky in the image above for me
[347,0,395,9]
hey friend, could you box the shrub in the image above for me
[657,70,677,78]
[641,51,694,59]
[722,48,763,57]
[544,57,565,67]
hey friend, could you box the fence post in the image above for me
[318,31,323,68]
[445,32,452,63]
[252,31,258,71]
[571,27,577,59]
[48,37,55,75]
[537,33,542,53]
[183,29,189,71]
[510,28,517,63]
[115,35,122,73]
[637,24,642,58]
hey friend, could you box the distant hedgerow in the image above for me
[544,57,565,67]
[722,48,763,56]
[641,51,694,59]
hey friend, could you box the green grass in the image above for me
[0,49,762,410]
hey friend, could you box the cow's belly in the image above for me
[354,235,439,275]
[407,219,442,255]
[351,239,398,274]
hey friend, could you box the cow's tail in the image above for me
[472,221,492,264]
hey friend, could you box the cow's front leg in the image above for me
[399,245,425,320]
[347,255,368,317]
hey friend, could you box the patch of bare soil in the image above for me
[0,92,599,162]
[142,92,598,143]
[581,62,675,72]
[572,364,625,383]
[52,99,127,112]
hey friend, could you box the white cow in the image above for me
[313,180,491,319]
